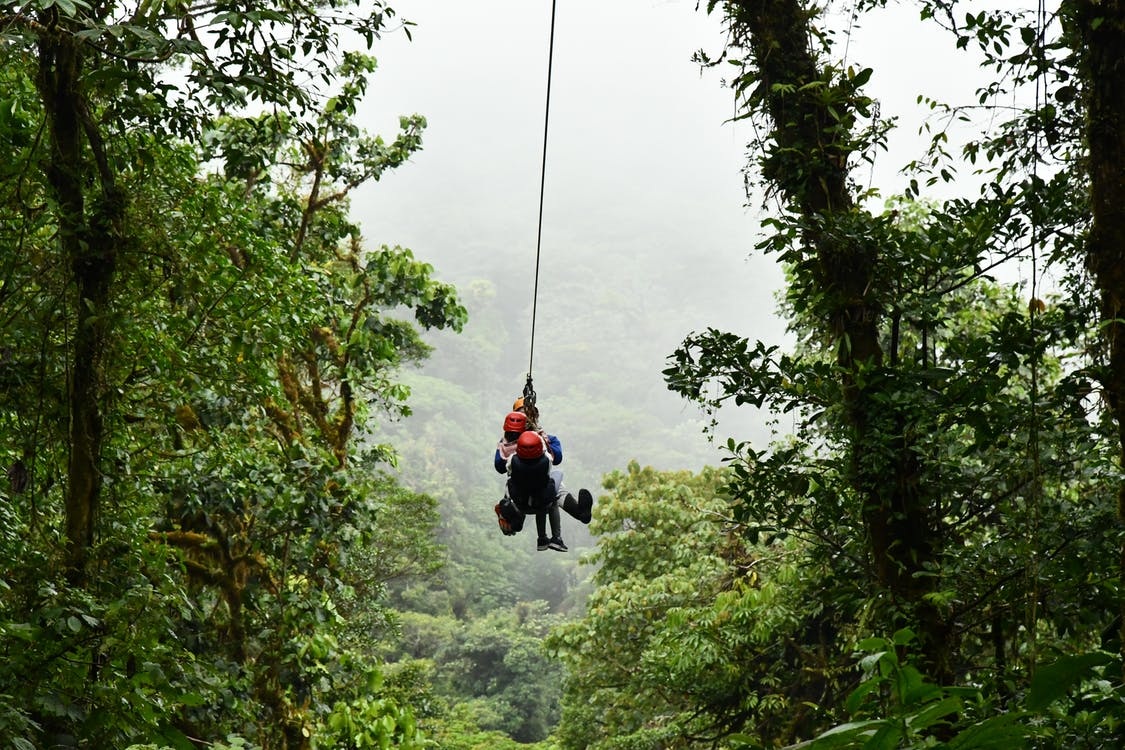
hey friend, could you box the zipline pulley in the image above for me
[521,373,539,427]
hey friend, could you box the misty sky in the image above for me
[354,0,1013,459]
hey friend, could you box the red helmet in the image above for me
[503,411,528,433]
[516,431,544,460]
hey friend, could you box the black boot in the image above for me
[579,488,593,518]
[562,490,592,524]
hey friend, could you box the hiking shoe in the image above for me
[537,536,550,551]
[548,537,568,552]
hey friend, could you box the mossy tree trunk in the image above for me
[1072,0,1125,669]
[35,15,121,582]
[724,0,946,675]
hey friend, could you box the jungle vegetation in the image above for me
[3,1,1125,749]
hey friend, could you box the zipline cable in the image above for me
[525,0,558,409]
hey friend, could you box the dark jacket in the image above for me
[506,454,557,512]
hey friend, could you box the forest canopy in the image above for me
[0,0,463,746]
[5,1,1125,749]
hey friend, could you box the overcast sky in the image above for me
[357,1,782,328]
[355,1,995,235]
[353,0,1012,450]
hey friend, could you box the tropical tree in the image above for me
[1063,0,1125,658]
[2,0,408,581]
[0,2,466,746]
[654,0,1125,745]
[548,463,825,749]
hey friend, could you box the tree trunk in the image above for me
[36,23,117,582]
[724,0,945,674]
[1073,0,1125,669]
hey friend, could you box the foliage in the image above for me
[382,602,565,744]
[424,701,556,750]
[318,687,426,749]
[550,463,826,748]
[0,1,465,746]
[649,0,1125,747]
[797,630,1031,750]
[6,0,1125,747]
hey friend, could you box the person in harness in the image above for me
[493,409,593,551]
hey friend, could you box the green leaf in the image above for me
[157,727,199,750]
[845,676,881,715]
[863,723,901,750]
[727,733,764,749]
[905,695,961,730]
[946,711,1029,749]
[3,622,37,641]
[807,719,883,749]
[1027,652,1115,711]
[891,627,916,646]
